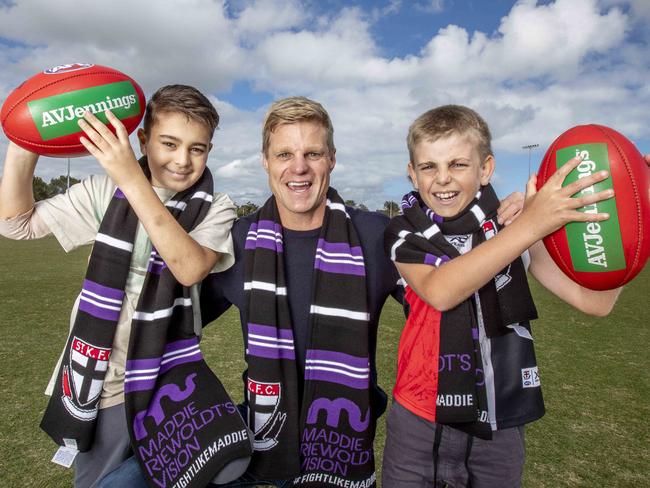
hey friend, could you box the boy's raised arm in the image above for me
[528,239,621,316]
[78,110,221,287]
[0,142,39,219]
[396,156,613,311]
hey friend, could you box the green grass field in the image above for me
[1,236,648,487]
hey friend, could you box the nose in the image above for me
[289,153,309,174]
[175,150,191,168]
[435,166,451,185]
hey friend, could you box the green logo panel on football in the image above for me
[556,143,626,272]
[28,81,140,140]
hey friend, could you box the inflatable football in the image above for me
[1,63,145,157]
[537,124,650,290]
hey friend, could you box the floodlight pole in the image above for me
[522,144,539,177]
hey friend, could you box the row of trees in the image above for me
[33,175,80,201]
[235,200,401,217]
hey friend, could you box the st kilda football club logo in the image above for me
[482,219,512,290]
[247,378,286,450]
[60,336,110,421]
[44,63,94,75]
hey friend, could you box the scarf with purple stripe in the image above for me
[41,158,251,488]
[384,184,537,439]
[243,188,376,487]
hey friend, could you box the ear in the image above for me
[262,152,269,174]
[407,162,418,190]
[329,149,336,172]
[480,155,495,186]
[137,128,147,155]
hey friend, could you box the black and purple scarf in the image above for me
[243,188,377,487]
[384,184,537,438]
[41,158,251,488]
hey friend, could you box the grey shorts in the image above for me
[381,401,525,488]
[74,403,132,488]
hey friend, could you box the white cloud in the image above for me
[416,0,445,14]
[1,0,648,210]
[234,0,306,38]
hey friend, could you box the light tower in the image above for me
[522,143,539,177]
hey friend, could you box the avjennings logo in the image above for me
[556,144,626,272]
[27,81,140,141]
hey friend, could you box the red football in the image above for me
[536,124,650,290]
[1,63,145,158]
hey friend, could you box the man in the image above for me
[202,97,402,487]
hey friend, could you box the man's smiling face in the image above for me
[263,120,336,230]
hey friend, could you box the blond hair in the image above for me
[262,96,335,156]
[407,105,492,163]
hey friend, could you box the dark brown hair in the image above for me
[143,84,219,137]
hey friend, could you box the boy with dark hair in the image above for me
[382,105,622,487]
[0,84,251,488]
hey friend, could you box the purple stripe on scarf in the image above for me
[306,349,369,370]
[83,279,125,301]
[124,339,203,393]
[126,357,160,372]
[164,337,200,354]
[316,239,363,257]
[114,188,126,199]
[424,206,444,224]
[472,328,479,340]
[245,220,284,252]
[160,349,203,375]
[314,258,366,276]
[248,323,294,341]
[147,259,166,275]
[424,253,450,267]
[248,344,296,360]
[401,193,418,210]
[78,298,120,322]
[304,369,369,389]
[245,236,283,253]
[247,323,295,360]
[251,220,283,234]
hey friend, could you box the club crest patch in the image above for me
[482,219,513,290]
[61,336,110,421]
[247,378,286,450]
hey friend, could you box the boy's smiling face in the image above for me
[138,111,212,192]
[408,131,494,218]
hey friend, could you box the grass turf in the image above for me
[0,236,648,487]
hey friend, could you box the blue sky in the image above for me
[1,0,649,209]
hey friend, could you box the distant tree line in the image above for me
[33,175,81,201]
[234,199,401,218]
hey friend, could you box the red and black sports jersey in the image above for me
[394,285,545,431]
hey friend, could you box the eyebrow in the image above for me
[158,134,208,148]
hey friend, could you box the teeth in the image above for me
[288,182,310,188]
[435,192,457,200]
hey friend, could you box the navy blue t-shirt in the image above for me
[200,207,403,419]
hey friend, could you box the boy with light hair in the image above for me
[382,104,623,487]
